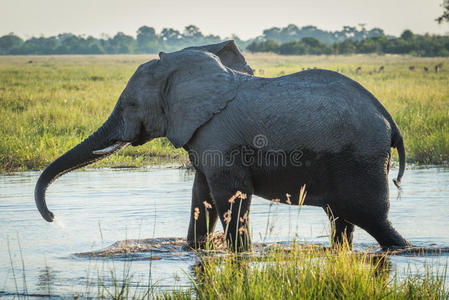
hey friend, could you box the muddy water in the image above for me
[0,166,448,297]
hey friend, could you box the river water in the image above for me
[0,166,448,297]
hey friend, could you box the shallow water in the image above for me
[0,166,448,297]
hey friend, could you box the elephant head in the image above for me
[35,40,252,222]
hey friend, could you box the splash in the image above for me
[53,218,65,229]
[74,232,228,260]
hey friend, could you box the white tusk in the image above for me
[93,142,129,155]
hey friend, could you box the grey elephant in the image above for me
[35,40,409,251]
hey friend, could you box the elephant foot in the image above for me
[364,219,410,251]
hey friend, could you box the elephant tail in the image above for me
[392,133,406,189]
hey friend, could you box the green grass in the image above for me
[0,55,187,171]
[1,54,448,171]
[91,244,447,299]
[180,245,448,300]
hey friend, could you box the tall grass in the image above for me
[185,244,448,300]
[0,55,186,171]
[1,54,448,171]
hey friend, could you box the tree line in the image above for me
[0,25,223,55]
[247,30,449,57]
[0,24,448,56]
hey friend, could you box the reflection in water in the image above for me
[0,167,448,297]
[37,266,57,294]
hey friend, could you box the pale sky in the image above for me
[1,0,448,39]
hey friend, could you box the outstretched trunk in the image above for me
[34,110,128,222]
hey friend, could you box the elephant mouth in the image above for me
[131,137,151,146]
[131,126,152,146]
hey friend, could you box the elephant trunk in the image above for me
[34,110,129,222]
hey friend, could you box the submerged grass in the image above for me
[1,54,448,171]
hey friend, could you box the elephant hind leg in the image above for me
[361,219,410,250]
[325,207,355,249]
[328,156,409,250]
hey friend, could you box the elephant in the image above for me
[35,40,409,251]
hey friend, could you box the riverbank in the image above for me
[1,54,448,172]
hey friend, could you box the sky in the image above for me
[1,0,448,40]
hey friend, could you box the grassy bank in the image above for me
[1,54,448,171]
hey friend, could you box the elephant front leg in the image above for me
[207,168,253,252]
[325,207,355,249]
[187,171,218,249]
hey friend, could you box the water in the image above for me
[0,166,448,297]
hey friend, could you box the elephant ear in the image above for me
[183,40,253,75]
[160,50,240,148]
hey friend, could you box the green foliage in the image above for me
[247,40,280,53]
[0,25,223,55]
[436,0,449,23]
[0,33,23,54]
[278,38,332,55]
[248,31,449,57]
[187,246,448,300]
[401,29,415,41]
[2,24,447,57]
[261,24,385,45]
[136,26,158,53]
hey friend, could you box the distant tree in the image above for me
[400,29,415,41]
[302,37,331,54]
[136,26,158,53]
[1,24,448,56]
[342,26,357,38]
[356,36,384,53]
[336,39,356,54]
[182,25,205,46]
[262,27,282,42]
[20,37,57,54]
[279,41,306,55]
[160,28,183,50]
[367,28,385,38]
[259,24,385,45]
[247,40,280,53]
[301,37,321,48]
[86,36,105,54]
[183,25,202,39]
[0,33,23,54]
[108,32,135,53]
[436,0,449,23]
[201,34,222,45]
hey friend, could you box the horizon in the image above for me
[1,0,448,40]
